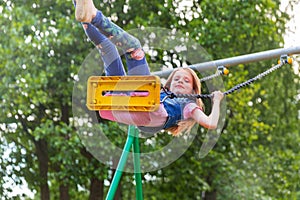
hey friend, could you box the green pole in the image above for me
[132,127,143,200]
[105,126,135,200]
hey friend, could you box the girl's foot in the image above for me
[75,0,97,22]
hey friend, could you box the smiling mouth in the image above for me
[175,85,184,89]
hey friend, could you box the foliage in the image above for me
[0,0,299,199]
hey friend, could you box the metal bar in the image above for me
[106,127,135,200]
[132,127,143,200]
[152,46,300,77]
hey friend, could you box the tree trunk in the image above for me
[89,177,104,200]
[59,102,71,200]
[61,103,69,125]
[113,178,122,200]
[59,184,70,200]
[35,139,50,200]
[203,175,217,200]
[80,147,105,200]
[203,190,217,200]
[111,159,122,200]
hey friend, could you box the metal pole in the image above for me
[152,46,300,78]
[132,127,143,200]
[106,126,135,200]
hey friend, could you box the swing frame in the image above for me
[106,125,143,200]
[85,46,299,200]
[87,76,162,199]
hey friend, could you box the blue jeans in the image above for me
[81,10,150,76]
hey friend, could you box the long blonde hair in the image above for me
[163,68,204,136]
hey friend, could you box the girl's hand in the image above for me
[212,91,224,102]
[192,90,224,130]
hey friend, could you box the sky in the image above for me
[281,0,300,47]
[280,0,300,74]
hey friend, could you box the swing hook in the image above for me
[278,54,293,65]
[217,66,230,75]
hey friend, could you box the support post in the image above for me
[105,125,143,200]
[132,126,143,200]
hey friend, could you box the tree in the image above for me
[0,0,106,199]
[0,0,299,199]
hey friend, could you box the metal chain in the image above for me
[199,70,223,82]
[199,66,228,82]
[223,62,284,95]
[161,58,288,102]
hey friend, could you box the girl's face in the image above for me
[169,69,194,95]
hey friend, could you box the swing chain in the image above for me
[160,88,213,103]
[161,55,291,101]
[199,66,229,82]
[223,54,291,96]
[176,93,213,100]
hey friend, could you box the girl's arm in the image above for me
[191,91,224,129]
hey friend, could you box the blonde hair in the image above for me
[163,68,204,136]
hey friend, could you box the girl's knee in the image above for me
[128,48,145,60]
[111,33,143,57]
[82,23,89,29]
[124,37,145,60]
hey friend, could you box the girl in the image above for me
[74,0,224,136]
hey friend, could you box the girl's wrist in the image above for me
[213,99,221,104]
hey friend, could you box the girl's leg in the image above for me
[90,11,150,75]
[124,50,150,75]
[74,0,150,75]
[82,22,126,76]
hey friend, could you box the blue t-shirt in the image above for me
[138,92,194,133]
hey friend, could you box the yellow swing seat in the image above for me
[86,76,161,112]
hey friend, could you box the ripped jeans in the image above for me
[82,10,150,76]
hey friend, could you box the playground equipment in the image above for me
[153,46,299,77]
[87,76,161,111]
[86,46,299,200]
